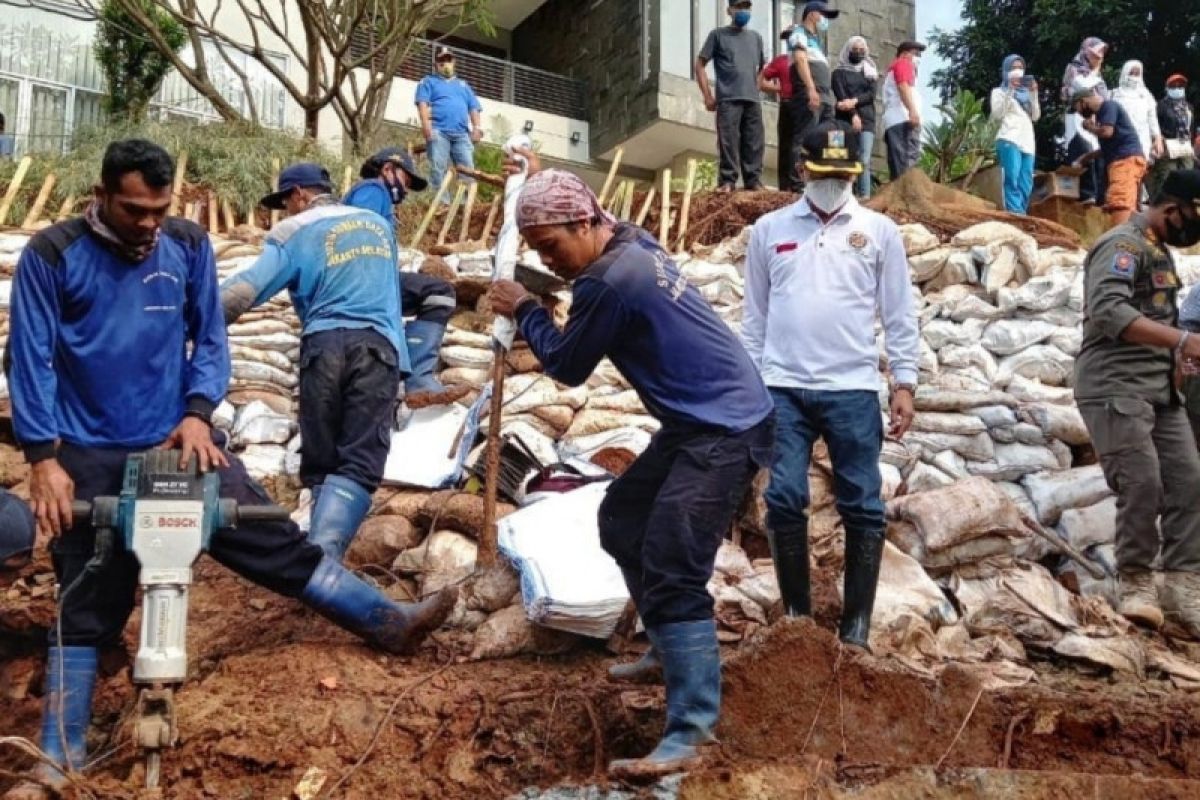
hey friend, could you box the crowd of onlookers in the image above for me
[695,2,1200,226]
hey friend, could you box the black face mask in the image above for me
[848,52,865,65]
[384,173,408,205]
[1165,208,1200,248]
[1077,106,1096,119]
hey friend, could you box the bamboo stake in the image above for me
[222,199,236,231]
[207,191,219,233]
[183,201,196,222]
[55,194,75,221]
[675,159,698,253]
[479,195,501,247]
[167,150,188,217]
[458,181,478,244]
[342,165,353,196]
[436,183,466,246]
[635,186,656,227]
[0,156,33,226]
[245,197,256,228]
[658,169,672,245]
[21,173,56,229]
[620,181,635,220]
[607,181,628,217]
[596,148,624,207]
[270,158,281,228]
[411,170,455,248]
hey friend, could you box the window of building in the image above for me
[660,0,692,77]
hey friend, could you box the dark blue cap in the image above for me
[260,162,333,209]
[802,1,840,18]
[367,147,429,191]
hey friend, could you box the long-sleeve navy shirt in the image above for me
[7,218,230,461]
[515,224,772,433]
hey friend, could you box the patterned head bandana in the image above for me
[516,169,616,231]
[84,199,159,263]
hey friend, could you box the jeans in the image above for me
[858,130,875,198]
[764,388,885,533]
[885,123,921,180]
[996,139,1035,213]
[428,130,476,203]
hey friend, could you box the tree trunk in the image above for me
[305,107,320,140]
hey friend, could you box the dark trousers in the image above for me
[776,104,795,192]
[400,272,456,326]
[885,122,921,180]
[1067,133,1107,204]
[1079,399,1200,572]
[764,388,885,533]
[298,328,401,492]
[716,100,765,189]
[782,100,832,191]
[50,436,322,647]
[597,417,773,627]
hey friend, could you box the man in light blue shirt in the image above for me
[221,163,406,562]
[742,124,918,651]
[416,46,484,203]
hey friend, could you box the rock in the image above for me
[394,529,478,575]
[466,563,521,613]
[345,516,422,569]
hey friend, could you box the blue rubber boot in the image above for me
[403,319,448,396]
[607,648,662,684]
[301,557,457,655]
[35,647,98,788]
[608,619,720,780]
[308,476,371,562]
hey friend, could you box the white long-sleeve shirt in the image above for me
[990,87,1041,154]
[741,196,920,391]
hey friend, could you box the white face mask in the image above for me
[1123,73,1143,89]
[805,178,853,214]
[1008,68,1025,83]
[912,56,922,68]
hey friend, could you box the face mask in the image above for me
[384,173,407,205]
[1169,88,1187,100]
[817,16,830,32]
[805,178,853,214]
[1166,209,1200,248]
[1009,68,1025,83]
[732,9,751,27]
[438,62,455,78]
[848,52,865,65]
[912,56,922,68]
[1123,74,1143,89]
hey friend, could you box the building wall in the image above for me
[512,0,657,158]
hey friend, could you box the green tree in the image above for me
[929,0,1200,164]
[94,0,187,121]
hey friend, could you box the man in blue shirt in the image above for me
[1073,85,1149,225]
[222,163,408,562]
[4,141,454,798]
[344,147,464,405]
[491,158,773,781]
[416,46,484,204]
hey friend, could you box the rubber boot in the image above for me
[403,320,451,404]
[1161,571,1200,639]
[839,530,885,650]
[307,476,371,562]
[1118,570,1165,630]
[767,521,811,617]
[608,619,720,781]
[302,556,457,655]
[5,647,98,799]
[607,648,662,684]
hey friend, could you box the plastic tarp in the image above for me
[382,387,489,489]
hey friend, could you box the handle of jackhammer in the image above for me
[236,504,291,523]
[71,500,93,519]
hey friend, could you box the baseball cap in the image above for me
[366,147,429,191]
[1161,169,1200,210]
[802,124,863,176]
[1167,73,1189,87]
[260,162,333,210]
[897,40,926,55]
[0,490,34,564]
[435,46,454,61]
[802,1,840,18]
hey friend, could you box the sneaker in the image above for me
[1118,570,1164,629]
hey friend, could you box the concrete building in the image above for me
[0,0,915,186]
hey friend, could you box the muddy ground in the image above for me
[3,546,1200,800]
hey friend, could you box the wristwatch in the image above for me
[894,383,917,394]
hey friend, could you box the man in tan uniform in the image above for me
[1075,169,1200,637]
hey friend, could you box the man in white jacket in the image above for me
[741,123,920,650]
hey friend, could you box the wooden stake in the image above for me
[635,186,656,228]
[620,181,635,221]
[222,199,237,231]
[270,158,281,229]
[479,346,506,568]
[55,194,75,221]
[675,159,698,253]
[0,156,33,226]
[168,151,188,217]
[436,183,466,246]
[21,173,57,229]
[458,181,478,244]
[606,181,627,216]
[659,169,672,245]
[245,197,256,229]
[183,202,196,223]
[596,148,624,207]
[207,191,219,233]
[342,165,353,196]
[411,170,455,249]
[480,195,501,247]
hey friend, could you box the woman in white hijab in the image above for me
[1112,60,1164,162]
[832,35,879,197]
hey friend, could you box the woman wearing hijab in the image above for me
[1061,37,1108,203]
[990,54,1040,213]
[1151,74,1196,199]
[1112,60,1164,165]
[832,35,879,197]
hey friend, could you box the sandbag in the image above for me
[872,541,960,630]
[926,372,992,392]
[995,345,1074,387]
[906,461,955,493]
[1011,423,1047,446]
[996,481,1037,520]
[966,443,1060,482]
[228,318,293,337]
[923,318,985,351]
[909,246,951,282]
[910,412,987,436]
[231,360,297,389]
[682,260,741,286]
[927,250,979,290]
[345,516,421,569]
[238,444,288,479]
[938,344,997,381]
[232,400,294,445]
[1014,306,1081,328]
[966,404,1018,429]
[415,492,516,539]
[980,320,1057,356]
[949,294,1005,322]
[998,271,1074,313]
[1021,403,1089,446]
[1022,465,1112,525]
[1006,374,1075,405]
[559,427,653,461]
[951,221,1038,274]
[900,224,940,256]
[441,344,493,370]
[229,344,295,373]
[564,409,660,438]
[979,244,1019,294]
[587,389,648,415]
[1048,326,1082,357]
[394,528,478,575]
[913,387,1017,412]
[440,367,489,388]
[1057,496,1116,552]
[931,449,970,480]
[880,462,903,500]
[904,431,995,462]
[444,327,492,349]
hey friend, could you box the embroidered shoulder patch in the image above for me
[1111,250,1136,279]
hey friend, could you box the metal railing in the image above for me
[352,34,587,121]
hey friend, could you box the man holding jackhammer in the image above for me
[2,140,455,799]
[490,149,774,780]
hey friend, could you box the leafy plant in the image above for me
[94,0,186,121]
[919,90,1000,188]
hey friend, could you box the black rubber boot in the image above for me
[839,530,885,650]
[767,521,811,617]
